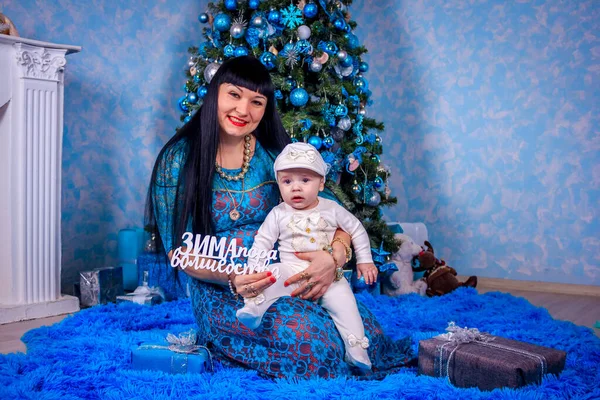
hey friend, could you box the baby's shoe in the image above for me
[345,334,372,370]
[236,294,266,330]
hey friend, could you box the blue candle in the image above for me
[118,229,139,291]
[118,229,138,263]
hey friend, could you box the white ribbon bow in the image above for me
[292,211,321,230]
[288,148,317,163]
[435,321,494,344]
[132,284,166,300]
[347,334,370,349]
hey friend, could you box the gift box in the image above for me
[79,266,124,307]
[130,330,213,374]
[117,293,162,305]
[137,252,189,301]
[117,281,165,305]
[418,322,567,391]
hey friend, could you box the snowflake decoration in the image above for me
[284,47,300,68]
[281,4,304,29]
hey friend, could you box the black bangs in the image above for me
[209,56,274,100]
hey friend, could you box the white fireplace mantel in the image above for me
[0,34,82,324]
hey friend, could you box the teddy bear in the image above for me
[412,241,477,297]
[382,234,427,296]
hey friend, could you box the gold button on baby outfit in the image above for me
[310,238,316,243]
[305,228,311,233]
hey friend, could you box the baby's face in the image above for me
[277,168,325,210]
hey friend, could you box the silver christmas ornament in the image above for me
[203,62,220,83]
[310,59,323,72]
[337,50,348,62]
[337,117,352,131]
[230,23,245,39]
[297,25,311,40]
[358,107,367,116]
[366,190,381,206]
[252,15,265,28]
[188,58,196,67]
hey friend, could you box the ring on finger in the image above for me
[300,271,310,280]
[305,281,316,291]
[247,284,258,297]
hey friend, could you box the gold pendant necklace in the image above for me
[220,176,244,221]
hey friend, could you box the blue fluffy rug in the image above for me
[1,288,598,399]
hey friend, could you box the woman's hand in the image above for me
[232,271,276,298]
[284,250,336,301]
[357,262,378,285]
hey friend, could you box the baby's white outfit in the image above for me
[236,197,374,370]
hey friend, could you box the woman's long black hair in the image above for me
[145,56,290,275]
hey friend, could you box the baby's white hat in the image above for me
[273,142,329,179]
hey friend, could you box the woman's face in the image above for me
[217,83,267,139]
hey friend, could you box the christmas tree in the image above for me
[177,0,400,272]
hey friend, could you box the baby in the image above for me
[236,142,378,370]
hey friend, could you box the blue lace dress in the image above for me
[153,139,414,379]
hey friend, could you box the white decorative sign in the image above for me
[170,233,280,278]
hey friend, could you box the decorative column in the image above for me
[0,34,81,324]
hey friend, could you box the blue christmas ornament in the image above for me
[197,85,208,98]
[198,13,209,24]
[184,115,192,123]
[213,13,232,32]
[355,133,364,145]
[307,136,323,150]
[299,119,312,131]
[304,3,318,18]
[351,182,362,194]
[335,104,348,117]
[372,242,391,265]
[325,42,338,55]
[295,40,312,54]
[224,44,235,58]
[178,96,189,112]
[193,75,201,84]
[284,77,297,90]
[274,89,283,100]
[359,61,369,72]
[333,18,345,30]
[248,0,260,10]
[282,42,295,55]
[187,92,198,104]
[345,33,359,49]
[259,51,277,70]
[268,10,281,24]
[354,76,368,93]
[245,27,260,47]
[323,136,334,149]
[374,176,385,190]
[290,87,309,107]
[340,55,353,68]
[224,0,237,11]
[234,46,249,57]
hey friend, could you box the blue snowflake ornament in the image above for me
[281,4,304,30]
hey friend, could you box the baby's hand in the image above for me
[356,263,378,285]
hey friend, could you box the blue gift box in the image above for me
[131,333,212,374]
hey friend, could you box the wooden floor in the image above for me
[1,287,599,355]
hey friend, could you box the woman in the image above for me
[146,56,413,379]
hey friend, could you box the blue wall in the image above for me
[2,0,598,288]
